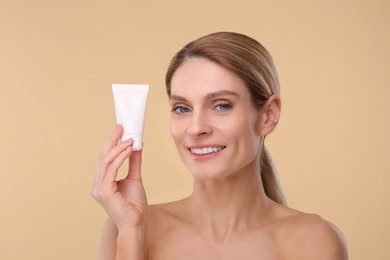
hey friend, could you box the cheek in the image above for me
[225,114,260,150]
[170,118,185,143]
[224,113,257,136]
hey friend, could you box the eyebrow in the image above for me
[169,90,239,102]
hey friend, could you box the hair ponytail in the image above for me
[260,145,287,205]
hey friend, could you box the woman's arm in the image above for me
[97,218,146,260]
[116,225,146,260]
[91,125,148,260]
[96,218,118,260]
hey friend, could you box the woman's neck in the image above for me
[187,164,272,242]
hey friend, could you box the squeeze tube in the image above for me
[112,84,149,151]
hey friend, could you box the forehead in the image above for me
[170,57,249,97]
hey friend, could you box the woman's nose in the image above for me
[187,112,212,137]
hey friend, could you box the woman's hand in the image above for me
[91,125,147,230]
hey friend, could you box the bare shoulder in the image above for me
[146,199,189,237]
[147,199,188,224]
[275,208,348,260]
[145,199,191,258]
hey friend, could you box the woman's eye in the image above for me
[172,106,190,114]
[215,103,232,111]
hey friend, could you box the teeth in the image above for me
[191,146,224,155]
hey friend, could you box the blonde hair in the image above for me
[165,32,287,205]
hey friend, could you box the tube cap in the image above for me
[122,134,143,151]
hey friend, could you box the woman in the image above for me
[91,32,348,260]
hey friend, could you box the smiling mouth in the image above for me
[189,146,226,155]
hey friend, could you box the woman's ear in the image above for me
[257,95,281,136]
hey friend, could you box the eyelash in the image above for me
[171,103,232,114]
[171,106,190,114]
[214,103,232,111]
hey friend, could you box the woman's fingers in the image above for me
[91,128,147,229]
[96,139,133,184]
[93,125,132,187]
[91,138,133,203]
[104,143,133,183]
[126,149,143,182]
[102,124,123,155]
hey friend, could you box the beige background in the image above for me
[0,0,389,259]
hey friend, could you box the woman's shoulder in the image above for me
[271,205,348,259]
[147,199,187,219]
[146,199,190,230]
[145,199,191,251]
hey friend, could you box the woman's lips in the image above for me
[190,146,225,155]
[187,145,226,160]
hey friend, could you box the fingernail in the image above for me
[124,138,133,144]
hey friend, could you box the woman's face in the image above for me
[169,58,264,179]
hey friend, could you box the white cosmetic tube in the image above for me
[112,84,149,151]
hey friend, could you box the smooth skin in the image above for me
[91,58,348,260]
[91,126,147,259]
